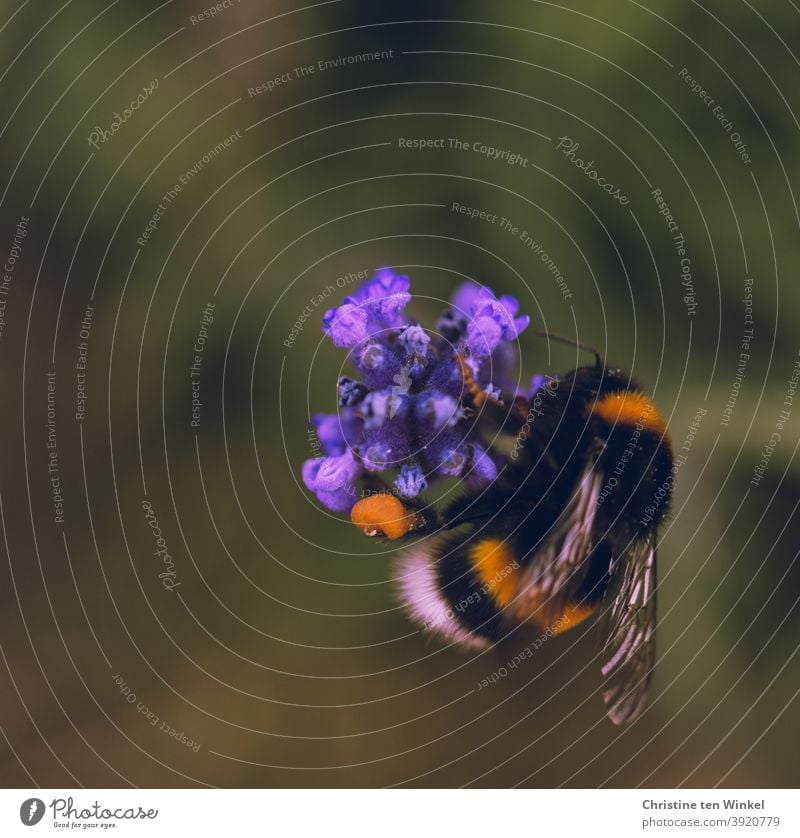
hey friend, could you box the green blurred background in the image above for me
[0,0,798,788]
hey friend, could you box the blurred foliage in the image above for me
[0,0,798,788]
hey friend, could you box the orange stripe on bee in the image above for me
[514,593,598,634]
[593,390,667,437]
[469,538,520,607]
[549,603,596,635]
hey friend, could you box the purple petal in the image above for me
[315,488,358,513]
[351,267,410,303]
[302,457,324,491]
[466,314,503,358]
[439,446,468,476]
[322,303,369,347]
[363,388,409,430]
[348,268,411,328]
[314,451,361,493]
[360,420,411,471]
[395,464,428,498]
[337,376,368,407]
[427,352,465,398]
[528,374,546,397]
[399,324,430,356]
[414,391,460,431]
[470,444,498,482]
[512,314,530,337]
[498,294,520,317]
[303,451,361,512]
[311,410,362,457]
[468,288,531,343]
[423,429,469,476]
[354,341,402,390]
[450,280,485,315]
[312,413,347,456]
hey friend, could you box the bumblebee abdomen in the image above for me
[394,532,522,648]
[434,535,521,642]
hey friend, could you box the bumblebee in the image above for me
[351,345,673,725]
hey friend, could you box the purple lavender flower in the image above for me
[449,280,484,319]
[353,341,402,390]
[312,414,348,456]
[414,391,461,431]
[360,419,412,471]
[465,287,530,358]
[302,269,531,514]
[398,324,430,356]
[395,464,428,498]
[349,267,411,325]
[311,410,362,456]
[321,303,368,348]
[438,445,469,476]
[337,377,368,407]
[470,443,498,482]
[302,450,361,512]
[322,267,411,347]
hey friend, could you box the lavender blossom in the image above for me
[395,464,428,498]
[302,450,360,512]
[302,270,531,513]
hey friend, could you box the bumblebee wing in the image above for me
[600,537,657,725]
[509,462,604,625]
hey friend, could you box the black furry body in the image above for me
[397,363,674,723]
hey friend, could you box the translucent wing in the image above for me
[600,537,657,725]
[510,462,604,625]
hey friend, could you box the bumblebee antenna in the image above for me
[534,328,602,368]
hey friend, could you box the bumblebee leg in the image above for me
[456,353,528,434]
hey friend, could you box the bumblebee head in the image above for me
[558,363,635,397]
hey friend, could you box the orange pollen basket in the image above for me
[350,494,418,540]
